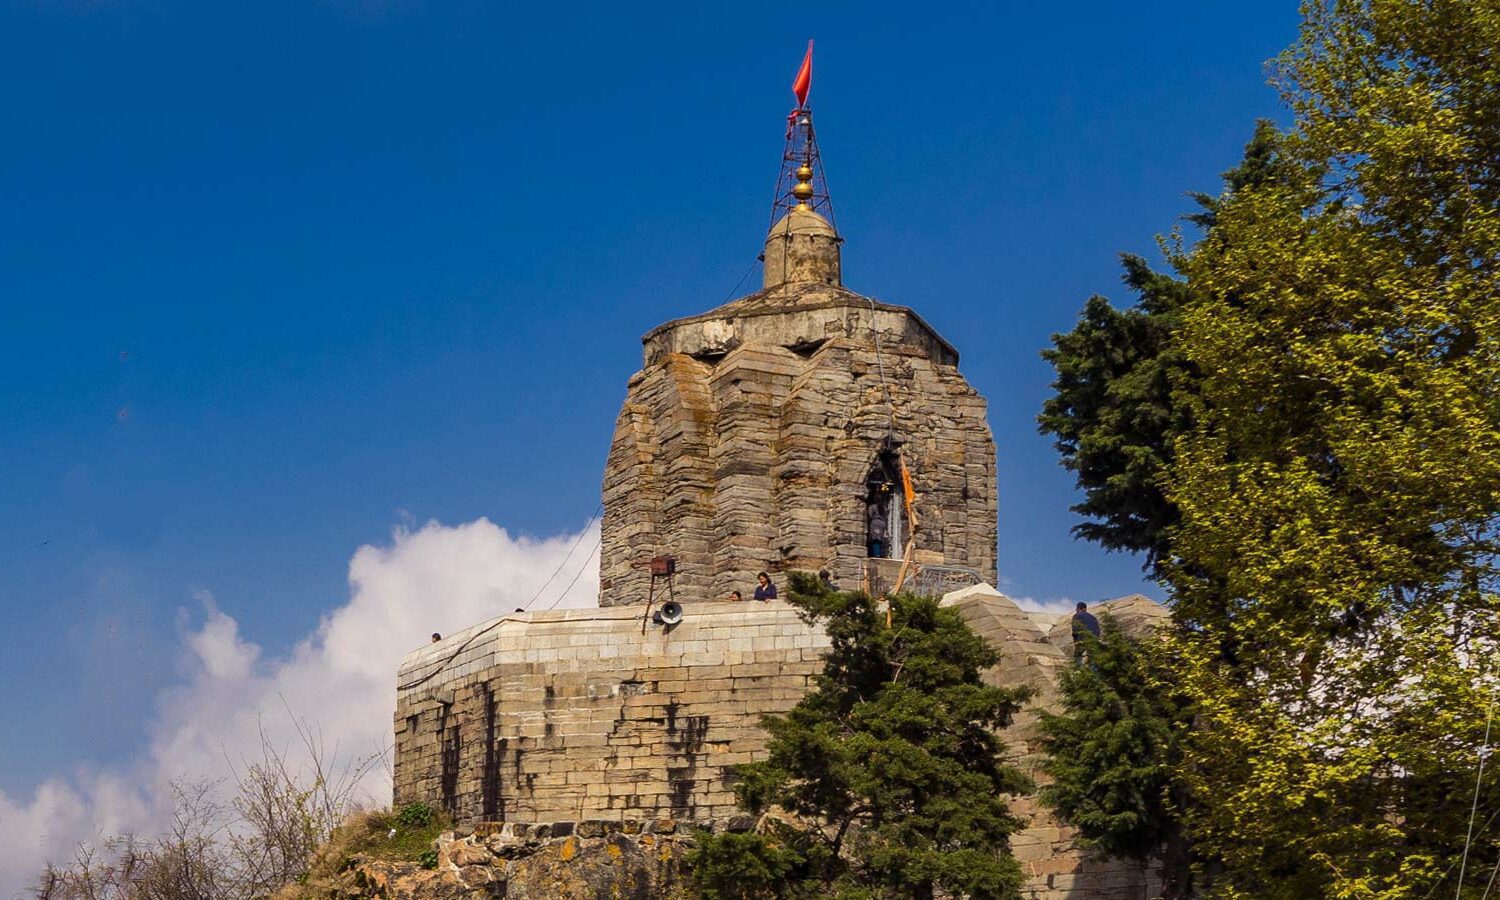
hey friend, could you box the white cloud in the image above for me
[1009,595,1079,616]
[0,516,600,898]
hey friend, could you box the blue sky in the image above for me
[0,1,1299,809]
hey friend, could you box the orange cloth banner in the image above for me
[791,40,813,108]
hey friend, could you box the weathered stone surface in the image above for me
[395,602,833,824]
[724,815,756,833]
[576,820,616,839]
[439,839,492,869]
[761,205,841,289]
[600,274,997,607]
[1042,593,1172,657]
[393,591,1168,899]
[356,863,476,899]
[472,830,694,900]
[322,828,694,899]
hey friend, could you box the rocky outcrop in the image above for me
[317,820,701,899]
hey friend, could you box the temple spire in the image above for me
[762,42,841,289]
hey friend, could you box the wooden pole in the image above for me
[641,576,656,635]
[891,543,916,601]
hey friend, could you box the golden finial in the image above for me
[792,163,815,206]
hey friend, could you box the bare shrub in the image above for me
[34,783,231,900]
[32,705,386,900]
[224,715,381,894]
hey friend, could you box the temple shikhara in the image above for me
[599,102,996,607]
[394,52,1165,898]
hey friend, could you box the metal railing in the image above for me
[858,558,982,598]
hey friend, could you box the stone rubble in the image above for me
[330,820,702,899]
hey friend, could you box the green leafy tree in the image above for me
[1037,619,1197,898]
[1154,1,1500,896]
[1040,1,1500,894]
[690,572,1034,900]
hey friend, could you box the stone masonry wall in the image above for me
[393,589,1167,900]
[395,602,827,824]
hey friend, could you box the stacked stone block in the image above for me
[600,281,997,607]
[394,588,1166,900]
[395,602,830,824]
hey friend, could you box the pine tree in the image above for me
[690,572,1034,900]
[1036,619,1196,898]
[1038,122,1284,578]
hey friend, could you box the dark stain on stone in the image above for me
[669,715,709,753]
[482,687,501,819]
[667,768,697,816]
[664,701,711,816]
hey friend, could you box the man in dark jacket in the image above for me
[1071,601,1101,661]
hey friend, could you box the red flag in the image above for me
[791,40,813,108]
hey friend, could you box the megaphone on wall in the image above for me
[653,601,684,626]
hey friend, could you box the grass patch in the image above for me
[304,804,450,876]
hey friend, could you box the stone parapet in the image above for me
[642,283,958,368]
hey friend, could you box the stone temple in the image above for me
[393,108,1165,898]
[599,191,997,605]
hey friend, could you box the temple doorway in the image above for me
[864,447,903,560]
